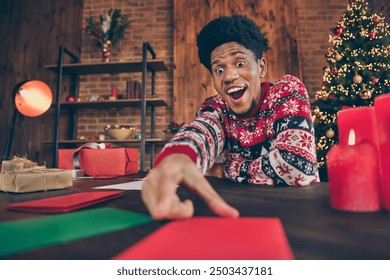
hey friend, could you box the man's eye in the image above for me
[215,67,224,74]
[236,61,245,67]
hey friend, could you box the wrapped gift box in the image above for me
[0,169,73,193]
[58,148,139,177]
[1,157,37,172]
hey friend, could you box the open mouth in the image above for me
[227,86,247,100]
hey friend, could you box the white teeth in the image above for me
[227,87,244,94]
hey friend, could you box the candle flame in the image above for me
[348,129,356,146]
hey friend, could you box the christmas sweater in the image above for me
[156,75,319,186]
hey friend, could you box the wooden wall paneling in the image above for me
[259,0,303,81]
[0,0,83,166]
[173,0,301,123]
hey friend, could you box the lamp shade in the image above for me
[14,80,52,117]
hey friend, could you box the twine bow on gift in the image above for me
[1,156,38,173]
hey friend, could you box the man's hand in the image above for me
[141,154,239,220]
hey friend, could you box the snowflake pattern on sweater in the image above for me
[156,75,319,186]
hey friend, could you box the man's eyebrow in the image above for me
[211,50,246,67]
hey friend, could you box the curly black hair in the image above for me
[197,14,266,72]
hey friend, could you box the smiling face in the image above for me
[210,42,267,116]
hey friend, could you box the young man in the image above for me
[142,14,318,220]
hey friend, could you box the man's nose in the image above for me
[223,67,239,83]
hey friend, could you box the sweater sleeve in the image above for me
[154,99,225,174]
[225,75,319,186]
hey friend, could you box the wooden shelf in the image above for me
[45,60,168,75]
[47,43,166,171]
[57,98,167,109]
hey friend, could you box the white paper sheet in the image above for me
[93,180,144,190]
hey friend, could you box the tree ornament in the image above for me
[368,30,377,38]
[326,128,335,138]
[66,95,79,102]
[371,77,379,84]
[66,95,75,102]
[335,53,343,61]
[102,40,112,62]
[373,16,381,23]
[332,68,338,75]
[353,74,363,84]
[333,26,344,37]
[359,88,373,100]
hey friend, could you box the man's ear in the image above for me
[258,58,267,78]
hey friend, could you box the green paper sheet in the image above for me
[0,207,152,257]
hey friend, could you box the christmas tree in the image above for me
[312,0,390,173]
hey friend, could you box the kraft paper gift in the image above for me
[0,168,73,193]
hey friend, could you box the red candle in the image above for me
[327,130,381,212]
[338,107,379,146]
[374,94,390,210]
[111,86,118,99]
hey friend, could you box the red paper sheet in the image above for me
[5,191,124,213]
[113,217,294,260]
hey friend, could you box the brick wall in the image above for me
[295,0,348,99]
[77,0,384,167]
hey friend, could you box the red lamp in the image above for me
[4,80,53,160]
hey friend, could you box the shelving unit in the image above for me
[45,41,168,172]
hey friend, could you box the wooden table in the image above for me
[1,175,390,260]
